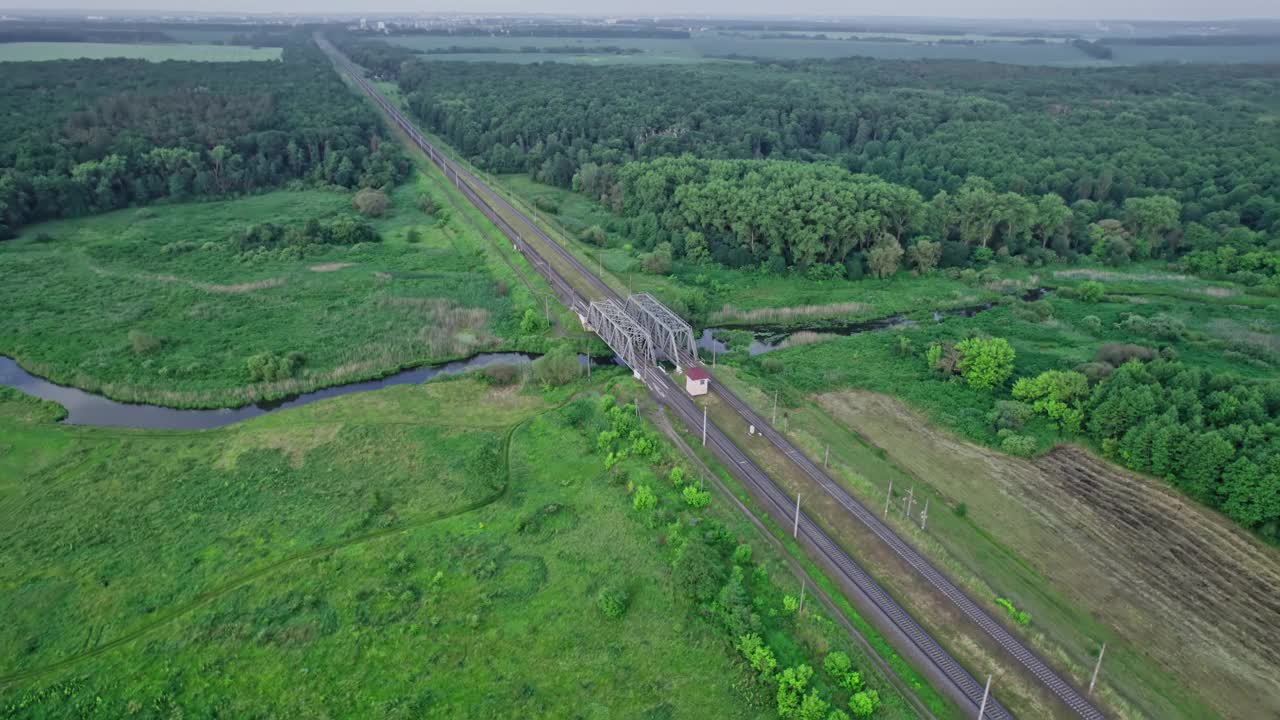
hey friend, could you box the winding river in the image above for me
[0,353,537,430]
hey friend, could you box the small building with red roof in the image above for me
[685,366,710,397]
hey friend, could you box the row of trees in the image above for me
[929,338,1280,540]
[603,157,1274,280]
[0,41,409,238]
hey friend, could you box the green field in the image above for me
[385,32,1280,66]
[0,370,921,718]
[0,42,283,62]
[0,170,552,408]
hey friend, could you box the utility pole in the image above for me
[884,478,893,518]
[793,494,801,538]
[920,498,929,531]
[824,445,830,468]
[905,487,915,520]
[1089,643,1106,695]
[978,675,992,719]
[798,579,806,615]
[701,403,707,447]
[772,390,778,425]
[712,348,717,367]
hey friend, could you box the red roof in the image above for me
[686,367,710,381]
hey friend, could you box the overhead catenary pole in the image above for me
[1089,643,1106,695]
[701,403,707,447]
[884,478,893,518]
[793,494,801,538]
[978,674,992,719]
[824,445,830,468]
[920,498,929,531]
[905,486,915,520]
[798,579,806,615]
[772,390,778,425]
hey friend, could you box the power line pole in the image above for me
[884,478,893,518]
[905,487,915,520]
[978,674,992,719]
[772,390,778,425]
[824,445,830,468]
[920,498,929,531]
[1089,643,1106,695]
[792,494,801,538]
[798,579,806,615]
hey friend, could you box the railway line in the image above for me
[319,34,1107,720]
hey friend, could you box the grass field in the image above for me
[0,171,552,408]
[0,42,283,62]
[0,370,920,718]
[384,32,1280,66]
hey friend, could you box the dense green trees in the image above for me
[368,48,1277,278]
[0,42,408,238]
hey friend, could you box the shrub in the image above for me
[998,430,1037,457]
[823,651,852,678]
[1096,342,1156,367]
[848,690,880,718]
[632,484,657,513]
[682,485,711,509]
[1079,280,1106,303]
[417,193,439,215]
[596,584,630,619]
[761,357,785,374]
[520,308,550,334]
[480,364,522,386]
[669,466,686,486]
[955,337,1016,391]
[643,243,673,274]
[989,400,1034,431]
[907,239,942,273]
[1082,315,1103,333]
[954,502,968,517]
[533,196,559,213]
[580,225,607,246]
[732,543,753,565]
[531,346,579,386]
[405,228,423,244]
[352,188,389,217]
[246,351,304,382]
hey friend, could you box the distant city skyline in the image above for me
[0,1,1278,22]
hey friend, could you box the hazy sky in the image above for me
[1,0,1277,20]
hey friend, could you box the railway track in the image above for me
[320,35,1107,720]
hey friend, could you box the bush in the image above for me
[531,346,579,386]
[520,308,550,334]
[953,502,968,517]
[643,243,673,274]
[866,236,904,279]
[1079,280,1106,303]
[989,400,1034,431]
[580,225,607,246]
[669,466,686,486]
[405,228,423,244]
[533,196,560,213]
[997,429,1037,457]
[352,188,389,217]
[596,584,630,619]
[682,485,711,509]
[417,193,440,215]
[732,543,753,565]
[480,363,522,386]
[761,357,785,374]
[1082,315,1102,333]
[848,690,880,718]
[955,337,1016,391]
[246,351,304,382]
[1096,342,1156,367]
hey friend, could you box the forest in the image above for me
[366,49,1279,281]
[0,39,408,238]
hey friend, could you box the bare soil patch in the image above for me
[308,262,353,272]
[820,390,1280,720]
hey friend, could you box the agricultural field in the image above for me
[0,371,918,719]
[383,31,1280,66]
[0,42,282,62]
[0,170,549,408]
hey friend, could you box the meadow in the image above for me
[0,42,282,62]
[0,371,921,719]
[0,171,550,408]
[384,31,1280,66]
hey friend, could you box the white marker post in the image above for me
[884,478,893,518]
[701,404,707,447]
[793,494,801,538]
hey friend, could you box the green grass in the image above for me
[0,42,283,62]
[0,171,553,408]
[0,371,919,718]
